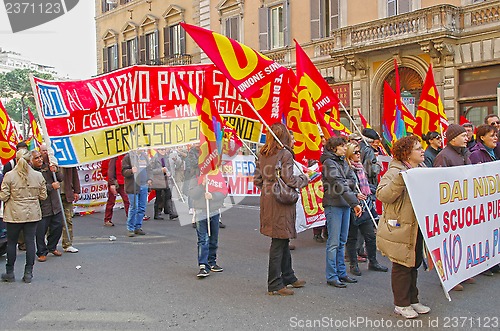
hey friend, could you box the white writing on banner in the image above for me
[401,162,500,298]
[221,155,259,196]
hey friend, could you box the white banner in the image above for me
[75,162,123,215]
[221,155,259,196]
[402,162,500,298]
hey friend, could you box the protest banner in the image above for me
[74,162,123,215]
[221,155,259,197]
[402,162,500,299]
[30,65,267,166]
[296,175,326,233]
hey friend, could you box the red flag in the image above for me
[357,109,371,129]
[294,40,340,115]
[394,59,420,136]
[181,23,289,124]
[459,116,470,125]
[416,64,449,145]
[0,99,18,164]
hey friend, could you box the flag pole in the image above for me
[339,101,369,145]
[205,174,211,237]
[355,183,378,230]
[244,99,302,172]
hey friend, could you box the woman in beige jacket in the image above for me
[376,136,430,319]
[0,149,47,283]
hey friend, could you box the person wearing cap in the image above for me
[433,124,471,167]
[360,128,382,186]
[434,124,475,290]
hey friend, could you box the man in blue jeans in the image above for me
[122,150,152,237]
[189,169,228,277]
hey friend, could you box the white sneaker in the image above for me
[411,303,430,314]
[394,306,418,319]
[188,208,194,215]
[64,246,79,253]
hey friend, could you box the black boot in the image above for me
[154,205,163,220]
[350,263,362,276]
[2,266,15,282]
[22,266,33,283]
[165,200,178,220]
[368,261,388,272]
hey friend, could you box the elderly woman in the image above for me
[254,123,309,296]
[321,137,362,288]
[0,149,47,283]
[376,135,430,319]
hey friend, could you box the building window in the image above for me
[104,44,118,72]
[270,5,284,49]
[223,16,240,41]
[387,0,410,16]
[126,38,138,66]
[145,31,159,64]
[259,1,289,51]
[170,24,183,55]
[102,0,117,13]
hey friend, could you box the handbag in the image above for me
[272,160,299,205]
[352,195,378,226]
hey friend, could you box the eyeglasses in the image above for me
[490,121,500,125]
[433,136,442,140]
[353,151,361,154]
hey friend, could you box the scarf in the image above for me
[351,161,371,195]
[484,145,497,161]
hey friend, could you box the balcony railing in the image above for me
[163,54,192,66]
[263,2,500,64]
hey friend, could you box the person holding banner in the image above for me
[254,123,309,296]
[469,124,500,275]
[122,150,152,237]
[376,135,430,319]
[0,149,47,283]
[345,143,388,276]
[188,169,228,278]
[150,148,178,221]
[321,137,362,289]
[103,155,130,227]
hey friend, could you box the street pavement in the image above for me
[0,197,499,330]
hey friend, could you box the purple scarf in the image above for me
[351,161,371,195]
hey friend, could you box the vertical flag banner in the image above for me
[28,107,43,148]
[357,109,371,129]
[181,22,290,126]
[394,59,420,136]
[0,99,18,164]
[416,65,449,143]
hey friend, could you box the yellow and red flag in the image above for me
[27,108,43,150]
[294,40,340,116]
[0,99,18,164]
[416,64,449,145]
[357,109,371,129]
[181,23,289,124]
[394,59,420,136]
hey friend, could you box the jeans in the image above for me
[36,212,63,256]
[127,185,148,231]
[325,206,351,282]
[6,222,38,270]
[195,211,220,267]
[268,238,298,292]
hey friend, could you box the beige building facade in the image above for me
[95,0,500,131]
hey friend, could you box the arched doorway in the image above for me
[371,56,428,134]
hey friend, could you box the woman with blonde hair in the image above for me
[254,122,309,296]
[0,149,47,283]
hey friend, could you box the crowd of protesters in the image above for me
[1,115,499,321]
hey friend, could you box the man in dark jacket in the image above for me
[122,150,152,237]
[150,148,178,220]
[360,129,382,186]
[434,124,471,167]
[32,150,64,262]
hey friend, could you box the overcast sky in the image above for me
[0,1,97,79]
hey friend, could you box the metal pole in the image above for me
[205,175,211,237]
[53,171,71,241]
